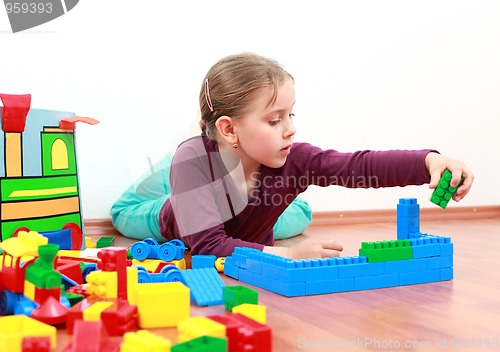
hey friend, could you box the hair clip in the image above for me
[205,78,214,112]
[200,119,206,126]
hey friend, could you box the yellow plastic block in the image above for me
[23,280,36,301]
[85,236,97,248]
[127,267,139,305]
[86,271,117,298]
[0,315,56,351]
[57,250,83,258]
[121,330,171,352]
[83,301,114,321]
[0,230,47,257]
[177,316,226,343]
[131,258,186,271]
[232,303,267,324]
[134,282,190,329]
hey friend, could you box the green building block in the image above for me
[96,236,115,248]
[25,244,62,289]
[430,170,461,208]
[171,336,227,352]
[222,285,258,311]
[359,240,412,263]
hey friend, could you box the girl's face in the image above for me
[234,77,296,170]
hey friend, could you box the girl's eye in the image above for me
[269,119,281,126]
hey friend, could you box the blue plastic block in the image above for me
[384,258,427,274]
[440,255,453,268]
[180,267,225,306]
[245,258,264,275]
[440,243,454,256]
[237,248,338,282]
[354,273,399,290]
[239,270,305,297]
[397,198,420,216]
[409,238,441,258]
[337,257,385,278]
[399,270,441,285]
[440,268,453,280]
[426,257,442,270]
[306,278,354,295]
[397,198,420,240]
[223,257,240,279]
[192,255,216,269]
[41,228,72,250]
[230,248,250,268]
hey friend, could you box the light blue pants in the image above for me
[110,153,312,242]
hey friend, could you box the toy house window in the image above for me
[51,138,69,170]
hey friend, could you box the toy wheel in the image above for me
[13,297,37,317]
[158,242,176,262]
[169,239,187,260]
[143,238,159,246]
[0,290,21,315]
[131,242,150,260]
[161,266,184,283]
[137,270,152,283]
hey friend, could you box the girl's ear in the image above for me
[215,116,237,145]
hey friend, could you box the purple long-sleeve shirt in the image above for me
[159,136,434,257]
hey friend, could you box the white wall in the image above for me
[1,0,499,219]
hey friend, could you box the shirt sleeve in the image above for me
[169,137,265,256]
[287,143,436,189]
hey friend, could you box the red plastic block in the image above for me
[22,336,51,352]
[56,258,84,285]
[0,93,31,132]
[101,299,137,336]
[208,313,271,352]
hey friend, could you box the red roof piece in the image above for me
[59,116,100,130]
[0,93,31,132]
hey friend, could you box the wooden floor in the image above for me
[56,217,500,352]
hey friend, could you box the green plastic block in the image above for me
[25,244,62,289]
[171,336,227,352]
[430,170,460,209]
[96,236,115,248]
[222,285,258,311]
[359,240,413,263]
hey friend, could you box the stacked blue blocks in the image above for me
[224,198,454,296]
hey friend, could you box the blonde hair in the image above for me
[199,53,293,140]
